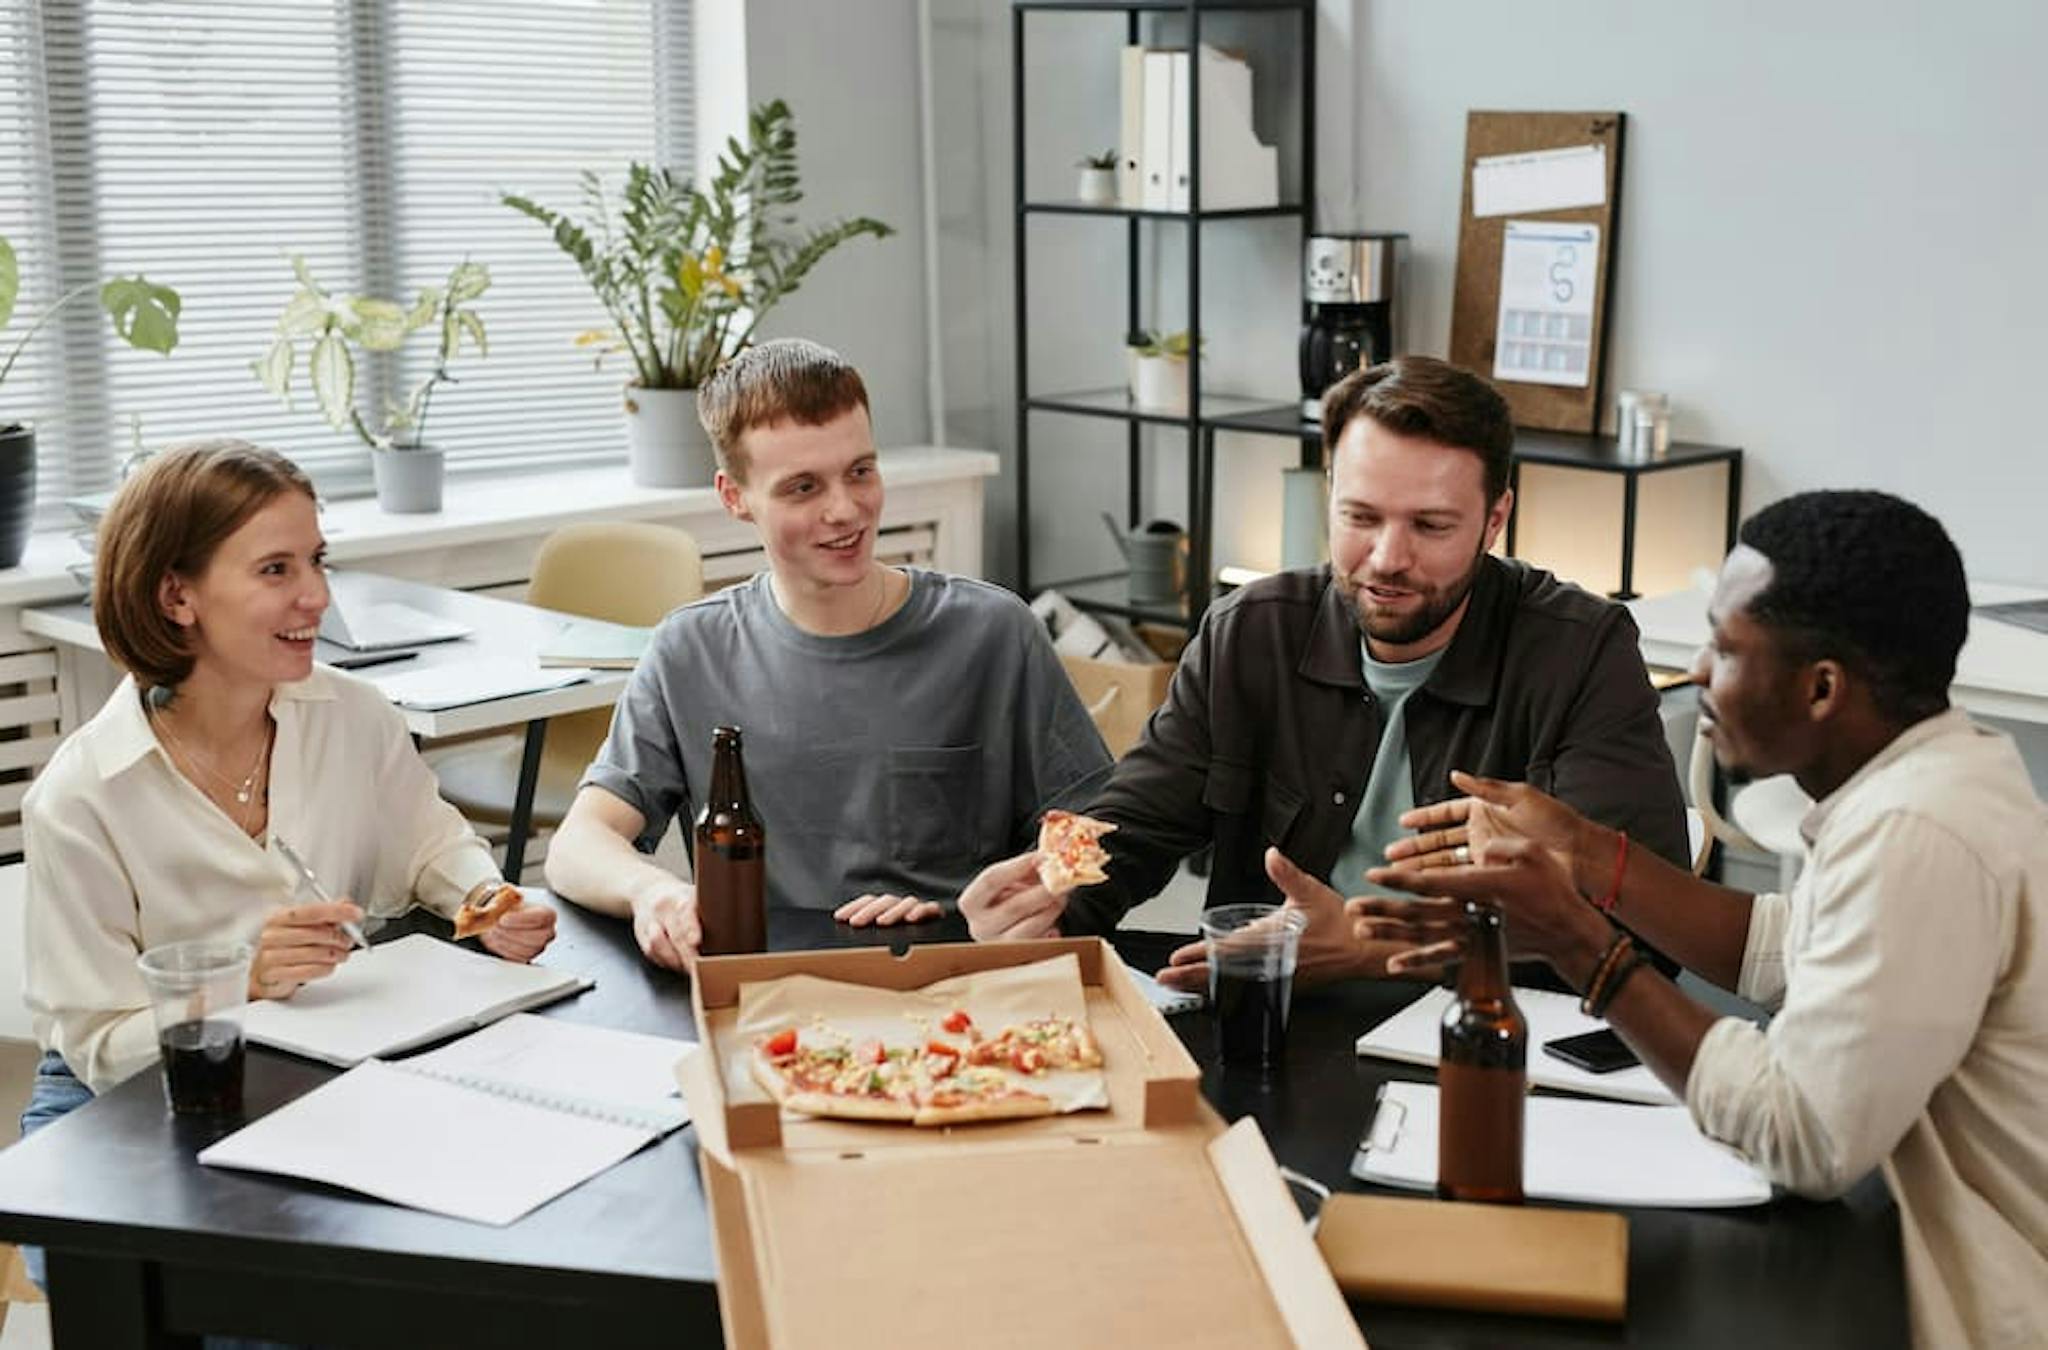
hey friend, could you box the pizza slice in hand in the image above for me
[452,883,525,940]
[1036,809,1116,895]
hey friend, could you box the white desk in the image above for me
[23,570,639,878]
[1629,581,2048,726]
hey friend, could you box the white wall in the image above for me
[738,0,933,452]
[755,1,2048,588]
[1336,0,2048,585]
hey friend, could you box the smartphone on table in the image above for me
[1542,1028,1640,1074]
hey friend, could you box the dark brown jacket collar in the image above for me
[1299,556,1518,708]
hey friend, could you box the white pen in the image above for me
[273,837,370,951]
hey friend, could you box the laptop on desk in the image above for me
[318,598,473,652]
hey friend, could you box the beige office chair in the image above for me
[1687,726,1810,888]
[431,522,704,850]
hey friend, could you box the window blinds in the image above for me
[2,0,686,513]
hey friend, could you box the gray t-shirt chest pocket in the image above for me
[888,745,985,864]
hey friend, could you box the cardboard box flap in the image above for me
[719,1127,1342,1349]
[1210,1118,1370,1349]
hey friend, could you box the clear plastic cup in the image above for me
[135,939,253,1115]
[1201,904,1308,1069]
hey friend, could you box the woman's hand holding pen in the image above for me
[250,900,364,999]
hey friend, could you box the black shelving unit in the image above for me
[1205,401,1746,601]
[1013,0,1315,631]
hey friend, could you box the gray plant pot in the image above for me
[372,445,445,514]
[0,423,36,569]
[623,386,716,488]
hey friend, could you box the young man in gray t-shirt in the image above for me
[545,339,1110,971]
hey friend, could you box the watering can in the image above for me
[1102,512,1188,609]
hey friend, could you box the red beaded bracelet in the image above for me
[1592,829,1629,914]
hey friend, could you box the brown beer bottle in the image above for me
[694,726,766,956]
[1437,900,1527,1203]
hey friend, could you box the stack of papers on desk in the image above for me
[537,618,652,670]
[366,658,591,710]
[242,933,593,1066]
[201,1015,696,1225]
[1353,1081,1772,1208]
[1357,985,1677,1105]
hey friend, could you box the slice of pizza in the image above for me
[750,1027,920,1123]
[913,1065,1056,1126]
[1036,809,1116,894]
[966,1016,1106,1075]
[452,883,524,939]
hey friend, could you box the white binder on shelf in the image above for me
[1140,49,1175,210]
[1164,45,1280,213]
[1118,45,1147,207]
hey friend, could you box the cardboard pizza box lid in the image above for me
[680,939,1364,1349]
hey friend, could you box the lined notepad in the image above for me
[201,1017,697,1225]
[242,934,593,1067]
[1356,985,1677,1105]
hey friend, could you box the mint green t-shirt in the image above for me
[1331,643,1445,897]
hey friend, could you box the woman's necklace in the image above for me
[148,702,271,807]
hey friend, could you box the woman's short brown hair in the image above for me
[695,338,870,483]
[1320,355,1515,502]
[94,439,317,690]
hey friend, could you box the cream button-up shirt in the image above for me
[23,667,504,1093]
[1686,710,2048,1349]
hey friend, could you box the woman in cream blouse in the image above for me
[18,441,557,1176]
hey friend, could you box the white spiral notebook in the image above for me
[200,1015,697,1225]
[241,933,594,1067]
[1356,984,1678,1106]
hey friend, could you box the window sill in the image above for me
[0,447,999,609]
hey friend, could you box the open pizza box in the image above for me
[679,937,1365,1349]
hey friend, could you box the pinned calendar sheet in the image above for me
[1493,220,1600,389]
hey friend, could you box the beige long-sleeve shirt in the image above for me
[23,669,504,1092]
[1687,710,2048,1349]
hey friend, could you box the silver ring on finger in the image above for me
[1452,844,1471,864]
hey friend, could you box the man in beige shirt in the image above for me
[1353,490,2047,1348]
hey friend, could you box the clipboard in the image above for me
[1448,111,1626,433]
[1351,1081,1773,1208]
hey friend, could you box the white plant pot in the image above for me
[1076,166,1118,206]
[371,445,445,514]
[1129,353,1189,414]
[623,385,716,489]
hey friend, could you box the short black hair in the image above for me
[1737,490,1967,724]
[1320,355,1515,502]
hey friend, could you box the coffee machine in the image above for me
[1299,232,1406,419]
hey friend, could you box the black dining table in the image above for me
[0,900,1905,1348]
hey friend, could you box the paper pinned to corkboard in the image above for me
[1450,111,1625,433]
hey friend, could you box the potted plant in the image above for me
[253,255,490,514]
[503,99,893,488]
[0,233,181,566]
[1127,329,1202,414]
[1076,149,1118,206]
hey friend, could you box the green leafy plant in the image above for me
[1077,149,1118,171]
[253,255,490,450]
[502,98,894,391]
[1128,328,1202,359]
[0,233,181,419]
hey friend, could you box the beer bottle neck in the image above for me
[1457,904,1513,1007]
[707,744,751,808]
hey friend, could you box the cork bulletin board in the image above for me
[1448,111,1626,434]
